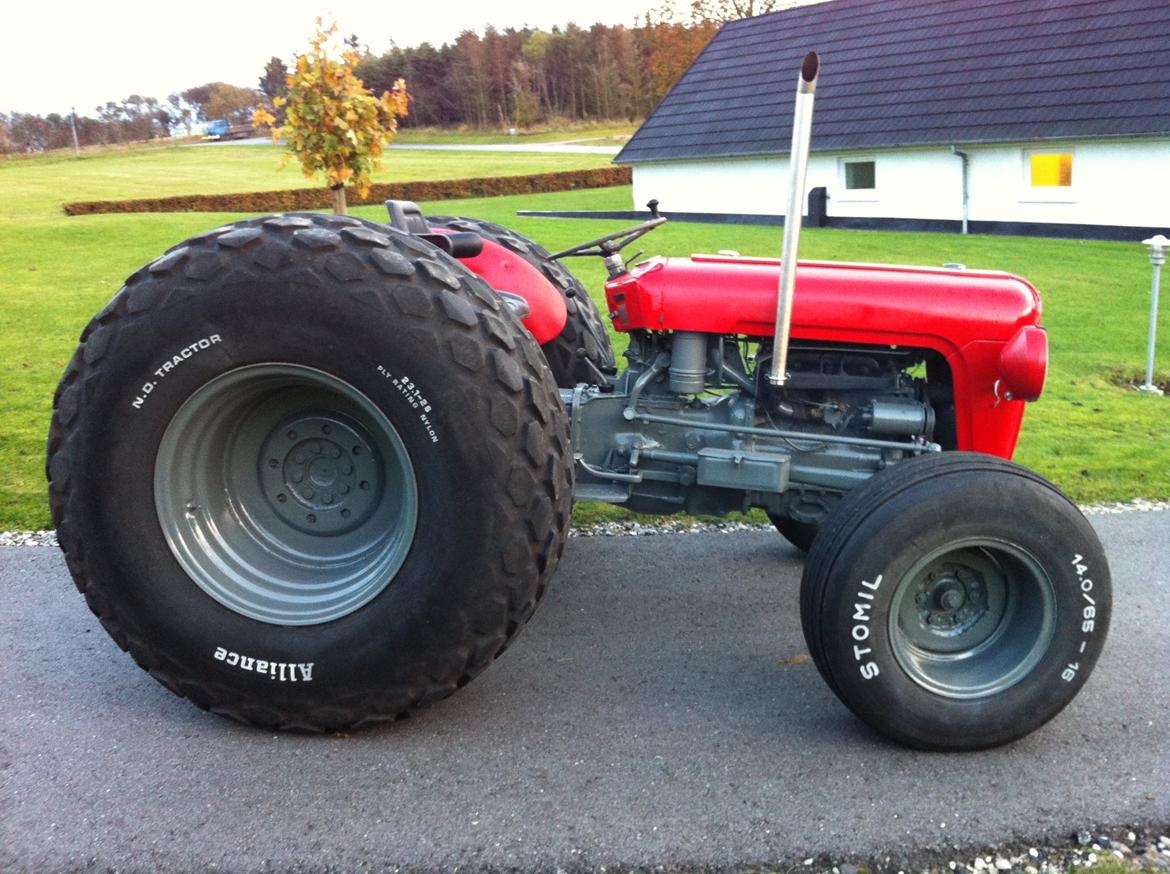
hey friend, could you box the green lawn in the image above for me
[0,145,1167,529]
[5,143,615,219]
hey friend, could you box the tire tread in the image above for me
[47,213,573,732]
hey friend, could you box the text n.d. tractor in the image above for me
[48,55,1109,749]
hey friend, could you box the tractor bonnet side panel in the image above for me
[607,255,1047,458]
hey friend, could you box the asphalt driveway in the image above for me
[1,511,1167,872]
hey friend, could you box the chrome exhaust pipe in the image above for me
[768,52,820,386]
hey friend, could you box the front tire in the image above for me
[801,452,1110,750]
[47,213,573,731]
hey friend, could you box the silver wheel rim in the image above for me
[888,538,1057,699]
[154,364,418,625]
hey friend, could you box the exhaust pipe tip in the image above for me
[800,52,820,92]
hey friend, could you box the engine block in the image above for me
[566,332,940,522]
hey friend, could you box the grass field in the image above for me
[0,144,1166,529]
[5,143,615,219]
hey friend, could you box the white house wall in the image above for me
[966,140,1169,228]
[631,156,789,217]
[630,139,1170,229]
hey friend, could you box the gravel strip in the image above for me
[0,530,58,547]
[831,828,1170,874]
[570,518,776,537]
[3,499,1166,547]
[1080,497,1170,515]
[570,497,1169,537]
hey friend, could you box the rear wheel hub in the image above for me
[260,414,382,535]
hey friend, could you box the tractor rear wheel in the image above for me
[427,215,616,387]
[47,213,573,731]
[800,452,1110,750]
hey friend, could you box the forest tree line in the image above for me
[354,0,802,124]
[353,19,718,129]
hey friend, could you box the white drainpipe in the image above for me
[950,145,969,235]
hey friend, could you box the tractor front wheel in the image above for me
[800,452,1110,750]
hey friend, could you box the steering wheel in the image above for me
[550,200,667,261]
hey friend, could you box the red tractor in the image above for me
[48,56,1109,749]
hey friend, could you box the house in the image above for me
[613,0,1170,240]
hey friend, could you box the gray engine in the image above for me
[565,331,944,523]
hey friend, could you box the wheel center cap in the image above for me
[915,565,987,635]
[934,579,967,611]
[258,413,382,535]
[284,438,352,504]
[308,456,338,487]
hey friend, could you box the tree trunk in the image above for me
[331,185,347,215]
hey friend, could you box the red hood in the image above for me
[606,255,1042,352]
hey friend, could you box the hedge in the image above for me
[63,166,632,216]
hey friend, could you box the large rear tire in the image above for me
[47,213,573,731]
[427,215,616,387]
[801,452,1110,750]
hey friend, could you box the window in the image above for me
[1029,152,1073,187]
[844,160,876,190]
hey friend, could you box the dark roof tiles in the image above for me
[616,0,1170,163]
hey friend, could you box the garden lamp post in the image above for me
[70,107,80,158]
[1139,234,1168,395]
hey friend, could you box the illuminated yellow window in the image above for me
[1030,152,1073,187]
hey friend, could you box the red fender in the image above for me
[427,228,568,344]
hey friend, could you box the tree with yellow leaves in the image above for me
[254,20,409,214]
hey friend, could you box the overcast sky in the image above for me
[1,0,665,116]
